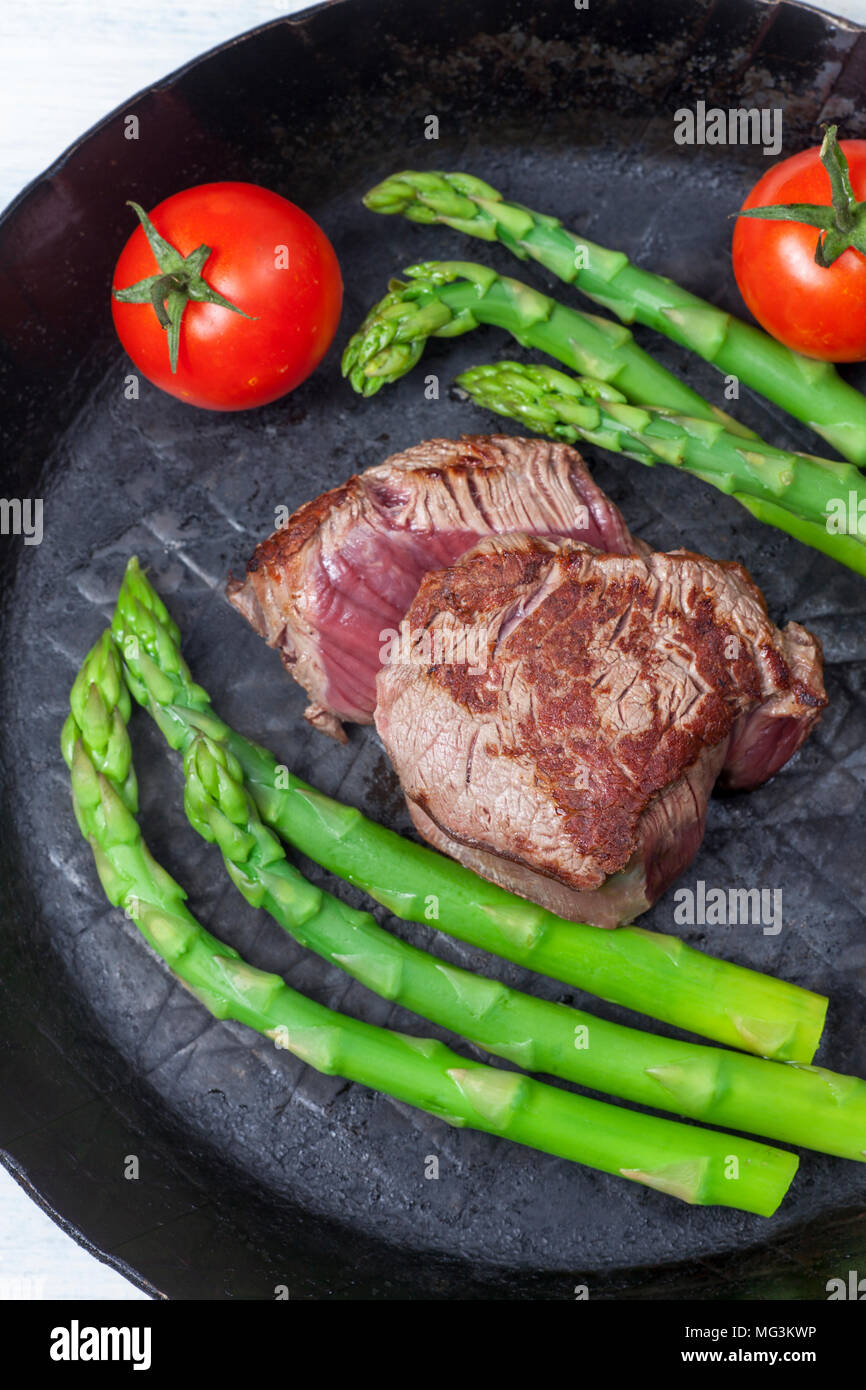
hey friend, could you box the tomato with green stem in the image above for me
[732,126,866,363]
[112,182,343,410]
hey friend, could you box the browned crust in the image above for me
[245,479,358,577]
[391,539,825,877]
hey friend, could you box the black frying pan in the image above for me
[2,0,865,1300]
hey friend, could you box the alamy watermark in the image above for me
[50,1322,151,1370]
[826,491,866,535]
[379,619,490,674]
[0,497,42,545]
[0,1275,45,1299]
[673,880,782,935]
[674,101,783,157]
[827,1270,866,1299]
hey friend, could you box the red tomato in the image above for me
[733,140,866,362]
[112,182,343,409]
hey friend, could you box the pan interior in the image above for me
[2,0,865,1296]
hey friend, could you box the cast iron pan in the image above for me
[2,0,866,1300]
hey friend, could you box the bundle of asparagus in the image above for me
[342,261,866,576]
[362,169,866,465]
[109,562,866,1164]
[61,630,800,1215]
[61,561,866,1215]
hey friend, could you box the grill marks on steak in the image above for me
[374,536,826,928]
[225,436,642,734]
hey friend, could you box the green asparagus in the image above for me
[62,632,800,1214]
[452,361,866,578]
[343,263,866,576]
[110,557,828,1063]
[182,728,866,1162]
[342,260,755,435]
[363,170,866,464]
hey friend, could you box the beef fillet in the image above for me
[226,435,641,739]
[374,535,826,928]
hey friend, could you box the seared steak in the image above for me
[226,435,641,739]
[374,535,826,928]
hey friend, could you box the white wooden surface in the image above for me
[0,1,310,214]
[1,0,865,1304]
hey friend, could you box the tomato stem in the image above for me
[113,201,256,372]
[149,273,187,329]
[734,125,866,268]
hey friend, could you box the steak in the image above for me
[374,535,826,928]
[226,435,641,739]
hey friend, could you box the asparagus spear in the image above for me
[182,727,866,1162]
[62,633,799,1214]
[452,361,866,578]
[110,557,828,1063]
[363,170,866,465]
[343,260,755,435]
[343,263,866,577]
